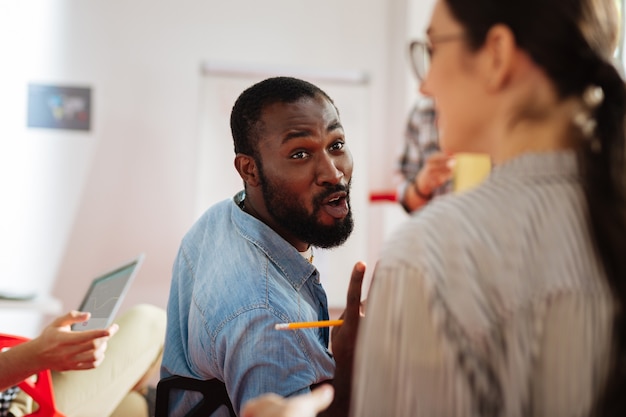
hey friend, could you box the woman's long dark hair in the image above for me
[444,0,626,414]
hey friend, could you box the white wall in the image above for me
[0,0,440,336]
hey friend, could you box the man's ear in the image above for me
[481,24,517,91]
[234,154,260,187]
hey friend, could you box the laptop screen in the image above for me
[72,254,144,330]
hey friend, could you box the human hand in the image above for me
[331,262,366,366]
[241,384,334,417]
[320,261,365,417]
[30,311,119,372]
[415,152,454,197]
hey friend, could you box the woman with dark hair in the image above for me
[351,0,626,416]
[241,0,626,416]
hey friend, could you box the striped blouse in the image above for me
[352,151,615,417]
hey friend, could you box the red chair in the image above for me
[0,334,66,417]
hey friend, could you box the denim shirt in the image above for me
[161,191,335,416]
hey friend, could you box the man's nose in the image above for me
[316,155,344,186]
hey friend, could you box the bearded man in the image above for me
[161,77,362,417]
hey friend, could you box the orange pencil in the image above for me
[274,319,344,330]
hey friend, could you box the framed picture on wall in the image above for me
[27,83,91,131]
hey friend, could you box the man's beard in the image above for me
[258,166,354,249]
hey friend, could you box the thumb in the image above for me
[298,384,334,414]
[51,310,91,328]
[346,262,366,317]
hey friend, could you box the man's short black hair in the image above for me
[230,76,334,156]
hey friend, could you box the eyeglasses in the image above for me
[409,34,466,82]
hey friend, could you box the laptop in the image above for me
[71,254,145,331]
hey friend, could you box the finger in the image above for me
[426,152,452,164]
[430,172,453,188]
[297,384,334,413]
[73,343,107,366]
[426,159,454,173]
[69,360,101,371]
[62,329,115,348]
[105,323,120,337]
[425,165,453,177]
[53,353,103,372]
[52,341,104,366]
[50,310,91,328]
[55,339,109,371]
[345,262,366,317]
[69,322,118,341]
[71,323,118,344]
[241,393,283,417]
[359,299,367,316]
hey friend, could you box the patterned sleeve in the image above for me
[0,387,19,417]
[396,98,450,212]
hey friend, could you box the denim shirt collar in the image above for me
[232,191,316,291]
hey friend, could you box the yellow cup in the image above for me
[453,153,492,193]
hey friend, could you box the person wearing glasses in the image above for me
[240,0,626,416]
[397,38,456,213]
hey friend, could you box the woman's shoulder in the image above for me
[383,182,511,259]
[377,180,538,317]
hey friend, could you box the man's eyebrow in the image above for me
[327,120,343,132]
[281,121,343,143]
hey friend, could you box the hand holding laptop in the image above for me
[0,310,119,391]
[1,255,144,391]
[35,310,119,371]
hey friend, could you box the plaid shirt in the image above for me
[397,97,452,211]
[0,387,18,417]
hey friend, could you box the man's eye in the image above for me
[330,142,345,151]
[291,151,308,159]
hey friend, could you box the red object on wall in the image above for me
[369,190,397,202]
